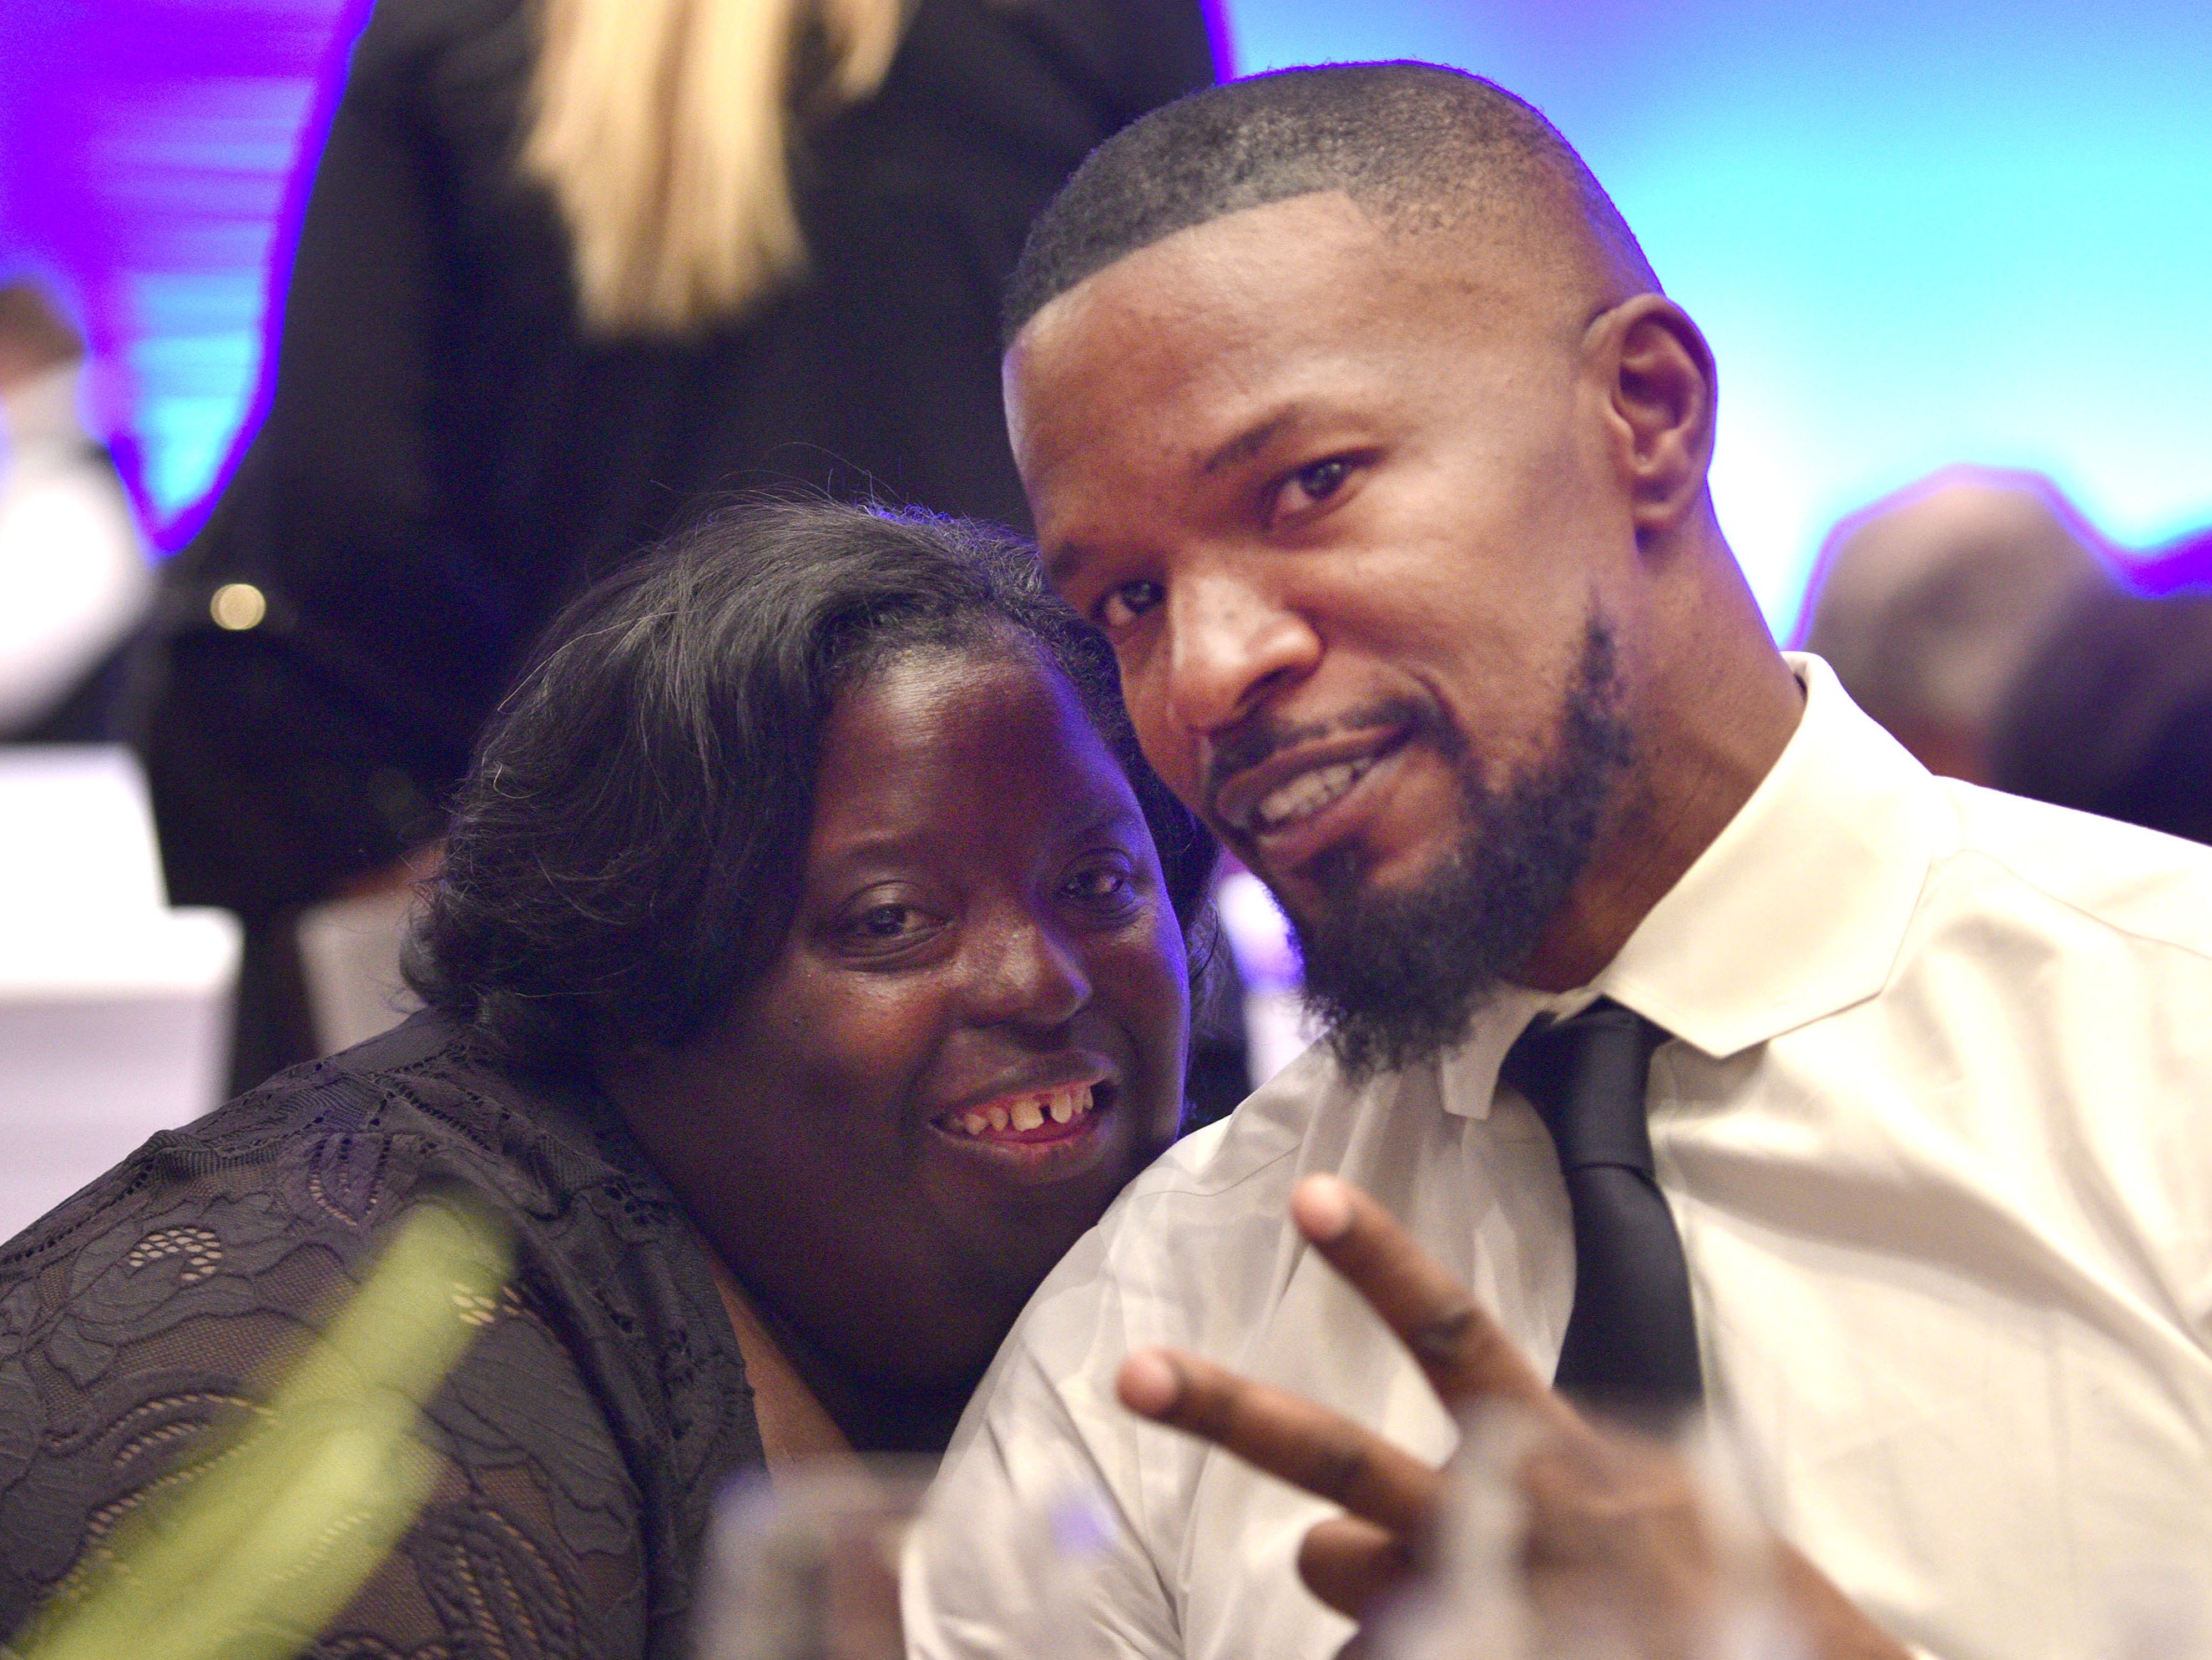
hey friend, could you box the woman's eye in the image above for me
[833,897,942,952]
[1062,860,1139,911]
[856,904,919,938]
[1098,578,1164,631]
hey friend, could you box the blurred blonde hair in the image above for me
[523,0,910,336]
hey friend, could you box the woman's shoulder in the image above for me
[336,0,538,154]
[348,0,531,80]
[0,1014,634,1276]
[0,1016,676,1421]
[849,0,1215,172]
[0,1014,757,1649]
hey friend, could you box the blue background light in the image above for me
[3,0,2206,633]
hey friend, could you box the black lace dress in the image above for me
[0,1012,764,1657]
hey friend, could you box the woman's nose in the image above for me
[968,918,1091,1032]
[1160,569,1321,738]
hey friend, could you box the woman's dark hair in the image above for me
[406,501,1215,1077]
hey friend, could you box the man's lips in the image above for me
[1210,724,1412,840]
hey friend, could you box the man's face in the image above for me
[1010,192,1644,1066]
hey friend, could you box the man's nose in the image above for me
[1161,569,1321,738]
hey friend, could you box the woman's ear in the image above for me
[1593,295,1718,542]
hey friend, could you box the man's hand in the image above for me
[1114,1174,1906,1660]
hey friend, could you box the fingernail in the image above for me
[1292,1174,1353,1242]
[1119,1350,1181,1416]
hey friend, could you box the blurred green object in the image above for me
[13,1198,513,1660]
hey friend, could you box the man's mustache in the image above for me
[1202,696,1454,807]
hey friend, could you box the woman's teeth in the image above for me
[947,1084,1096,1138]
[1255,756,1374,831]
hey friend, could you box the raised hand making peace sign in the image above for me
[1114,1176,1907,1660]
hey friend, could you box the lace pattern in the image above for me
[0,1014,765,1657]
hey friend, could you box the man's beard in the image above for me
[1288,618,1632,1082]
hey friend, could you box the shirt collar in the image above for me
[1438,655,1941,1118]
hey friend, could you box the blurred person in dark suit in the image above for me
[1797,466,2108,784]
[1993,578,2212,847]
[127,0,1217,1091]
[0,278,148,741]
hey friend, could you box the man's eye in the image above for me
[1098,579,1164,631]
[1287,458,1349,507]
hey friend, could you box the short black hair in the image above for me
[407,501,1215,1077]
[1002,61,1657,344]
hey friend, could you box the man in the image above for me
[907,63,2212,1660]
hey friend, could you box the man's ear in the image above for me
[1593,295,1717,539]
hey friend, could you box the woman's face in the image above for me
[613,643,1190,1398]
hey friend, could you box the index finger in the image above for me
[1118,1348,1442,1536]
[1290,1174,1573,1425]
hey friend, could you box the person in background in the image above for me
[126,0,1217,1091]
[0,278,148,741]
[1993,580,2212,847]
[0,502,1210,1657]
[2144,521,2212,591]
[1795,465,2108,783]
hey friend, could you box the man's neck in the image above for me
[1518,562,1805,992]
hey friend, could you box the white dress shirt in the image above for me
[907,656,2212,1660]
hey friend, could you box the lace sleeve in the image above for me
[0,1169,652,1657]
[304,1274,652,1658]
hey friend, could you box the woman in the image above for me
[0,503,1212,1656]
[129,0,1217,1087]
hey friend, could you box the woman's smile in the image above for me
[614,636,1195,1410]
[930,1074,1121,1184]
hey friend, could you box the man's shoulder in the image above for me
[1110,1041,1352,1236]
[1929,780,2212,964]
[1008,1044,1356,1360]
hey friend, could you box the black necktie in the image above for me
[1499,998,1703,1420]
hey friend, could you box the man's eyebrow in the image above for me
[1043,543,1087,588]
[1041,406,1310,588]
[1199,411,1297,478]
